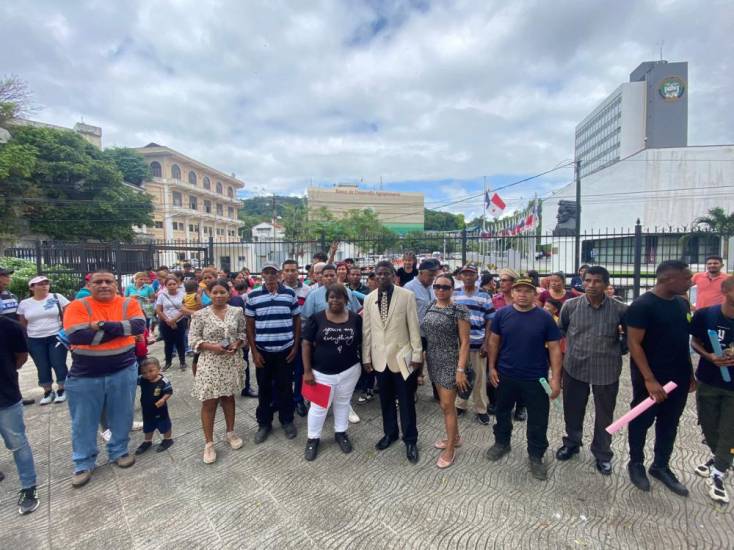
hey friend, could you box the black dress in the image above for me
[422,302,469,389]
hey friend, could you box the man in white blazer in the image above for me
[363,261,423,463]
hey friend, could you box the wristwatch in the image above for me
[97,321,105,330]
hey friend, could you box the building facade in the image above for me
[134,143,244,241]
[575,60,688,178]
[251,221,285,241]
[307,184,424,234]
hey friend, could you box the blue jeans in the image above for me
[65,363,138,473]
[27,335,68,387]
[0,401,37,489]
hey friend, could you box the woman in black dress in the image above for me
[302,284,363,461]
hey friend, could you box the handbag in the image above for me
[457,362,475,400]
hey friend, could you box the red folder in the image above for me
[301,379,332,408]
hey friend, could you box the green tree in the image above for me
[1,125,154,241]
[102,147,149,184]
[424,208,465,231]
[693,207,734,235]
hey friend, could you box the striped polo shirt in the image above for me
[454,287,495,349]
[245,284,300,352]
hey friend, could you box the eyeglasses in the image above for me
[432,284,453,291]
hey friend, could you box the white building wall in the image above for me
[619,82,646,158]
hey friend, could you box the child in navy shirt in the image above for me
[135,357,174,454]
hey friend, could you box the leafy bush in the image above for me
[0,256,81,300]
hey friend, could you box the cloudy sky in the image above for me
[1,0,731,219]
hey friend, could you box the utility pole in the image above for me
[271,195,276,225]
[574,160,582,270]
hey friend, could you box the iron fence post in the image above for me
[114,242,123,288]
[461,228,467,266]
[633,219,642,299]
[34,240,42,275]
[207,236,214,267]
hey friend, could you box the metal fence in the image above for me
[4,221,727,302]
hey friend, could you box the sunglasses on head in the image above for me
[432,284,453,291]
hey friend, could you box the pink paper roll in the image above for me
[605,381,678,434]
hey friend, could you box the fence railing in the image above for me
[3,222,727,302]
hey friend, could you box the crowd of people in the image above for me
[0,251,732,517]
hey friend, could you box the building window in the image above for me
[189,224,195,232]
[216,181,223,194]
[216,203,224,216]
[171,164,181,180]
[189,196,198,210]
[188,171,197,185]
[228,206,234,218]
[203,176,211,190]
[204,200,211,214]
[216,228,224,236]
[227,186,234,198]
[150,162,162,178]
[154,221,163,229]
[172,191,182,207]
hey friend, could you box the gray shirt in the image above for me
[560,295,628,385]
[404,277,435,337]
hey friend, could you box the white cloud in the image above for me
[1,0,730,213]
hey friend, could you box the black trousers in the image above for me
[376,368,418,444]
[561,370,619,462]
[159,319,187,365]
[255,349,295,427]
[493,374,549,458]
[627,370,688,467]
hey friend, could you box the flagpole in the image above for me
[482,176,487,267]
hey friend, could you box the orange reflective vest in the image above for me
[63,296,144,357]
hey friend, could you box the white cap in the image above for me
[28,275,50,287]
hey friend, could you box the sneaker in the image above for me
[476,413,490,425]
[283,423,298,439]
[162,363,171,372]
[335,432,353,454]
[100,429,112,443]
[226,431,244,450]
[254,425,272,444]
[485,443,511,462]
[348,406,361,424]
[357,392,369,404]
[529,457,548,480]
[304,438,320,461]
[131,421,144,432]
[54,390,66,403]
[39,391,55,406]
[203,442,216,464]
[18,487,39,515]
[71,470,92,488]
[156,439,174,452]
[135,441,152,455]
[708,473,730,503]
[695,458,715,478]
[115,454,135,468]
[179,362,187,371]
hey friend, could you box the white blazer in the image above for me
[362,285,423,374]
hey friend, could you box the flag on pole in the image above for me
[489,192,506,218]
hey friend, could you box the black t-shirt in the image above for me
[626,292,692,384]
[0,316,26,407]
[691,305,734,391]
[303,310,362,375]
[138,375,173,419]
[397,267,416,287]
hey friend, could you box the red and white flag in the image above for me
[488,192,506,218]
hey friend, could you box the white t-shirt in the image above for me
[17,294,70,338]
[156,290,185,320]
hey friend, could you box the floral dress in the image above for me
[189,305,246,401]
[422,301,469,390]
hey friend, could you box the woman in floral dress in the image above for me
[189,278,246,464]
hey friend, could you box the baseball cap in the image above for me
[512,278,536,290]
[28,275,50,287]
[0,267,14,276]
[261,262,281,272]
[460,264,478,274]
[418,258,440,271]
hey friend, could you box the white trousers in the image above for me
[307,363,361,439]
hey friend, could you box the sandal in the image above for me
[437,450,456,469]
[203,442,217,464]
[434,437,463,450]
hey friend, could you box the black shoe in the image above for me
[17,486,39,515]
[162,363,171,372]
[406,443,419,464]
[135,442,153,455]
[295,401,308,417]
[476,413,490,425]
[513,407,527,421]
[649,465,689,497]
[487,404,496,416]
[456,408,466,416]
[486,443,511,461]
[254,425,272,444]
[0,471,4,482]
[596,460,612,476]
[283,423,297,439]
[304,438,319,461]
[156,439,174,452]
[375,434,398,450]
[240,387,258,398]
[555,445,579,461]
[628,462,650,491]
[179,363,186,371]
[22,397,35,406]
[529,457,548,480]
[335,432,353,454]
